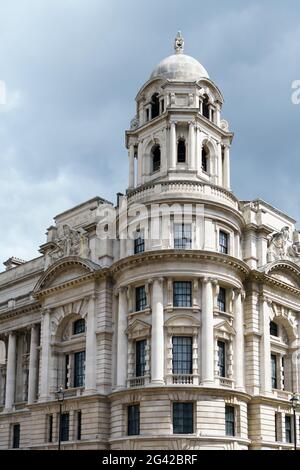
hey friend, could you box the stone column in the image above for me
[223,144,231,190]
[27,325,39,404]
[116,287,128,388]
[128,145,135,189]
[188,122,196,170]
[40,309,51,401]
[137,141,143,185]
[201,278,215,385]
[261,296,272,395]
[233,289,245,391]
[151,278,164,384]
[85,296,97,393]
[170,121,177,169]
[217,142,223,186]
[4,332,16,410]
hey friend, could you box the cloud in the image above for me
[0,0,300,266]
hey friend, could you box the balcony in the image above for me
[167,374,199,385]
[127,179,239,210]
[128,376,150,388]
[216,376,234,388]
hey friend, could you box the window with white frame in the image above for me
[174,223,192,249]
[219,230,229,254]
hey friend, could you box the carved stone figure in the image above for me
[267,226,300,263]
[174,31,184,54]
[46,224,90,265]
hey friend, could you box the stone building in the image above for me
[0,32,300,450]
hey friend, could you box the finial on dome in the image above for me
[174,31,184,54]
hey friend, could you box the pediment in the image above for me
[33,256,102,294]
[265,261,300,288]
[164,314,201,329]
[215,320,235,337]
[126,319,151,339]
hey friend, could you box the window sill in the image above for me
[128,307,151,317]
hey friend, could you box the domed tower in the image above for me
[111,33,249,450]
[126,31,232,191]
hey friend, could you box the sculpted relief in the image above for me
[45,224,90,268]
[267,226,300,263]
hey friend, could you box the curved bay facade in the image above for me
[0,33,300,450]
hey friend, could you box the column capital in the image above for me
[153,277,164,285]
[41,307,52,316]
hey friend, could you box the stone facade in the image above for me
[0,33,299,450]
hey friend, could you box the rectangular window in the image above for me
[271,354,277,389]
[219,230,229,254]
[218,341,226,377]
[134,230,145,254]
[172,337,192,374]
[174,223,192,249]
[12,424,20,449]
[146,108,149,122]
[128,405,140,436]
[225,405,235,436]
[136,286,147,311]
[74,350,85,388]
[281,356,285,390]
[217,287,226,312]
[173,403,193,434]
[76,411,82,441]
[47,415,53,443]
[73,319,85,335]
[270,321,278,337]
[161,99,165,113]
[60,412,69,442]
[136,340,146,377]
[173,281,192,307]
[285,415,292,443]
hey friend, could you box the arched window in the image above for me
[202,146,208,173]
[151,93,159,119]
[202,95,210,120]
[177,139,186,163]
[270,322,293,392]
[151,145,161,172]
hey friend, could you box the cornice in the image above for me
[0,301,41,322]
[110,250,250,277]
[250,270,300,297]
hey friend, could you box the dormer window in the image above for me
[151,144,161,173]
[151,93,159,119]
[177,139,186,163]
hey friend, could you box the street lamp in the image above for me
[290,392,299,451]
[55,386,65,451]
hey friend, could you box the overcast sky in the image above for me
[0,0,299,266]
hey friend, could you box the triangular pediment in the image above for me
[215,320,236,337]
[126,319,151,339]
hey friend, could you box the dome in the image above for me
[150,53,209,82]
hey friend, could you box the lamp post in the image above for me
[55,386,65,451]
[290,392,299,451]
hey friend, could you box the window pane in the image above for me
[218,341,226,377]
[128,405,140,436]
[12,424,20,449]
[173,281,192,307]
[136,286,147,311]
[217,287,226,312]
[136,340,146,377]
[134,230,145,254]
[225,406,235,436]
[173,403,193,434]
[219,231,229,254]
[73,319,85,335]
[60,413,69,442]
[177,140,186,162]
[271,354,277,389]
[285,415,292,443]
[270,321,278,337]
[172,337,192,374]
[174,224,192,249]
[47,415,53,443]
[74,351,85,388]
